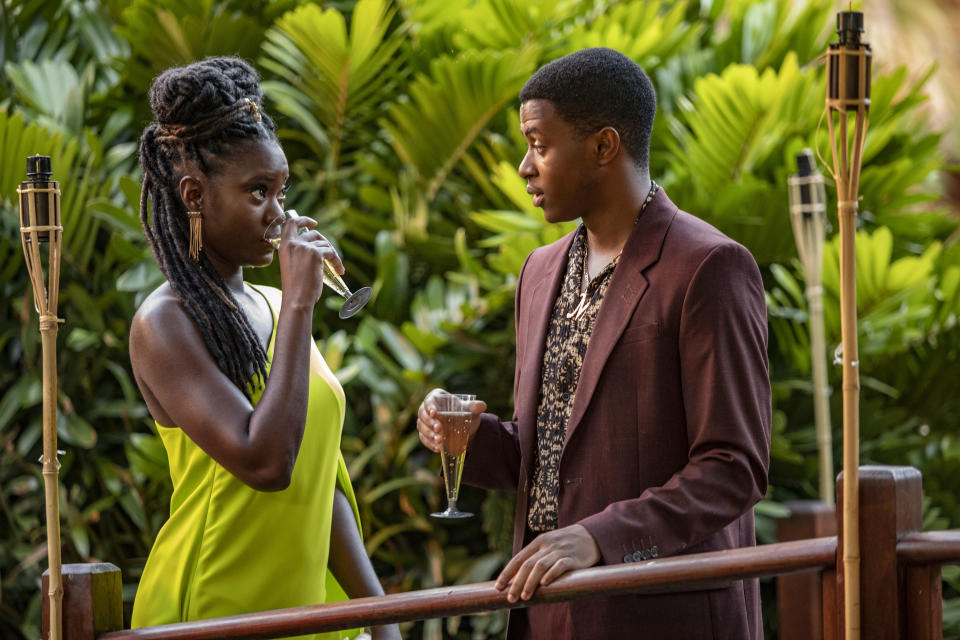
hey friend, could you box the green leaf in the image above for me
[0,375,42,432]
[57,411,97,449]
[382,48,538,198]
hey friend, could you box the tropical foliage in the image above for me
[1,1,958,638]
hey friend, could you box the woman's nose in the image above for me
[267,197,285,220]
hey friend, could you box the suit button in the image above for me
[640,550,650,560]
[632,551,644,562]
[650,546,659,558]
[623,554,633,563]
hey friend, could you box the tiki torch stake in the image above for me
[18,155,64,640]
[788,150,833,505]
[823,10,871,639]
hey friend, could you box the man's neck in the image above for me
[583,171,653,257]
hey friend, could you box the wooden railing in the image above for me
[44,466,960,640]
[93,538,837,640]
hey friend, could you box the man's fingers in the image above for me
[539,557,571,586]
[519,553,558,600]
[501,545,545,601]
[416,390,452,454]
[496,543,535,590]
[416,401,445,452]
[507,551,547,602]
[417,424,440,453]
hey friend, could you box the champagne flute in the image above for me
[431,392,475,519]
[264,210,372,319]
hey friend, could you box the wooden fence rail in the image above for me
[93,538,836,640]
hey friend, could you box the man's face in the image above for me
[517,99,598,224]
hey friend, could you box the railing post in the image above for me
[777,500,837,640]
[836,466,923,640]
[822,565,839,640]
[42,563,123,640]
[903,563,942,640]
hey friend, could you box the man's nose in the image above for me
[518,149,536,178]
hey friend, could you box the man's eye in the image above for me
[251,186,268,199]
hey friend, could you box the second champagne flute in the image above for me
[431,392,475,519]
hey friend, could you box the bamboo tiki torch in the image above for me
[824,10,871,639]
[787,149,834,505]
[17,155,64,640]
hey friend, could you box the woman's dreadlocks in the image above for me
[138,57,278,399]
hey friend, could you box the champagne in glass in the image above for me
[431,392,475,519]
[265,210,371,318]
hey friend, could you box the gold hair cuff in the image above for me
[244,98,262,122]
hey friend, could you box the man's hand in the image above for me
[494,524,601,602]
[416,388,486,453]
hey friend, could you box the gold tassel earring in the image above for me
[187,210,203,260]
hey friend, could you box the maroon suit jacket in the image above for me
[462,189,771,639]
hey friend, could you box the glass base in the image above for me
[430,506,473,519]
[339,286,372,319]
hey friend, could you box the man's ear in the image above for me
[593,127,621,166]
[179,175,204,211]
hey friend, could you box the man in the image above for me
[416,47,771,639]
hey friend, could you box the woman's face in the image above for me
[195,137,289,276]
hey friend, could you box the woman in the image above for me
[129,57,399,640]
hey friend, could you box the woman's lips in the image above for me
[263,235,281,249]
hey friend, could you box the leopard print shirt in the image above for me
[526,183,658,534]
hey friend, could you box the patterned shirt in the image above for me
[526,183,659,534]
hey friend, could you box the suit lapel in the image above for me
[562,189,678,451]
[517,230,577,470]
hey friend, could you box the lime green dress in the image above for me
[131,285,361,640]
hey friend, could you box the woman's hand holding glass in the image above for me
[271,212,344,308]
[265,210,371,318]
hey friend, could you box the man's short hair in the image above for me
[519,47,656,170]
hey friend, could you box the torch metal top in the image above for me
[26,155,52,181]
[796,149,816,177]
[837,11,864,46]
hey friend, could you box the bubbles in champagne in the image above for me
[439,411,471,503]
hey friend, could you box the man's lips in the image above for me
[527,186,544,207]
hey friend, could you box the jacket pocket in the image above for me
[620,321,661,345]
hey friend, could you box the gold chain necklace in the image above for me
[564,181,659,323]
[566,241,621,321]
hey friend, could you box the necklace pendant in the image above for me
[566,290,590,320]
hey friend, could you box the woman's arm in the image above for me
[328,489,401,640]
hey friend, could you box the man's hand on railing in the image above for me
[494,523,601,603]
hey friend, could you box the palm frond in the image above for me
[260,0,405,174]
[382,48,538,199]
[564,1,703,68]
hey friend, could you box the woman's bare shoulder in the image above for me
[133,283,187,332]
[130,283,204,369]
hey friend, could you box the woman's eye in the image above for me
[251,186,268,200]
